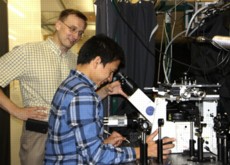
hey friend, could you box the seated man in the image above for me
[44,34,175,165]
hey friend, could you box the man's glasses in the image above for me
[61,21,84,38]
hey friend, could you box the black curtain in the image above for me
[0,0,10,165]
[190,9,230,120]
[95,0,157,142]
[95,0,157,89]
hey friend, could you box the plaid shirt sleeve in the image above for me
[0,45,26,87]
[67,90,136,164]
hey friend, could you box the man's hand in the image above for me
[0,88,48,121]
[106,81,127,97]
[147,129,175,159]
[12,106,48,121]
[97,81,127,99]
[103,131,126,147]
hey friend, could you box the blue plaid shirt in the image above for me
[44,70,136,165]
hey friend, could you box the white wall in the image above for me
[8,1,42,164]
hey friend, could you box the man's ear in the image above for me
[55,20,61,31]
[92,56,102,68]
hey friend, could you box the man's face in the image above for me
[93,59,120,87]
[55,14,86,50]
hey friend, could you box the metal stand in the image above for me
[138,118,150,165]
[188,123,215,162]
[222,135,228,165]
[183,121,196,157]
[214,112,230,165]
[157,119,164,164]
[217,135,222,162]
[189,121,195,157]
[138,118,165,165]
[217,135,229,164]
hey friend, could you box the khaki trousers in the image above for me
[19,122,47,165]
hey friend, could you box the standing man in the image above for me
[0,9,87,165]
[44,34,175,165]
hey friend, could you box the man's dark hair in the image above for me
[59,9,88,27]
[77,34,125,67]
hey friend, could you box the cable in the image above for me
[217,51,230,70]
[204,146,217,156]
[186,2,230,37]
[163,30,186,83]
[185,5,211,37]
[157,16,166,83]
